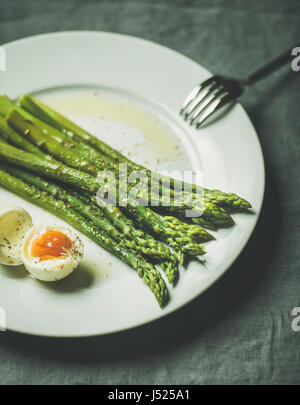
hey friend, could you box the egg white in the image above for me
[0,206,33,266]
[21,225,84,282]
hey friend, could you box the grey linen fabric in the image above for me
[0,0,299,385]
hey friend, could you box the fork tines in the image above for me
[180,76,231,128]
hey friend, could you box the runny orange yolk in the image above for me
[30,230,72,262]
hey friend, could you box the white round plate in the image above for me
[0,32,264,337]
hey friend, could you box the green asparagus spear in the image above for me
[3,110,214,246]
[0,94,251,211]
[0,116,182,275]
[88,192,184,266]
[66,198,179,283]
[80,192,180,283]
[121,199,206,256]
[151,211,215,243]
[0,115,54,160]
[0,95,16,117]
[0,165,168,306]
[18,94,123,163]
[0,141,205,258]
[0,139,98,191]
[0,96,115,172]
[18,94,251,210]
[5,103,233,229]
[7,110,98,176]
[76,191,172,256]
[4,161,179,281]
[0,96,234,228]
[7,110,218,235]
[3,163,172,261]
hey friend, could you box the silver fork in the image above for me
[180,43,299,128]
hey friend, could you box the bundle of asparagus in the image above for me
[0,94,251,307]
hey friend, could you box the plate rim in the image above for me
[0,31,265,337]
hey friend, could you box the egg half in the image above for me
[0,206,33,266]
[21,225,84,282]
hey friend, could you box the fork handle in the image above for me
[244,43,300,86]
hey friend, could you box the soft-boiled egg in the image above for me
[21,225,84,282]
[0,206,33,266]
